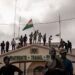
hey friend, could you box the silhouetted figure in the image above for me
[44,47,65,75]
[33,30,38,44]
[0,56,23,75]
[64,42,68,52]
[16,42,21,49]
[59,39,65,49]
[11,38,16,50]
[48,35,52,47]
[38,32,42,44]
[1,41,5,54]
[19,35,23,47]
[67,40,72,53]
[43,33,46,46]
[23,34,27,46]
[6,41,10,52]
[29,32,33,44]
[60,49,73,75]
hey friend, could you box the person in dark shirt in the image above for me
[6,41,10,52]
[64,42,68,53]
[1,41,5,54]
[0,56,23,75]
[38,32,42,44]
[43,33,46,46]
[48,35,52,47]
[44,47,65,75]
[23,34,27,46]
[67,40,72,53]
[19,35,23,47]
[33,30,37,44]
[60,49,73,75]
[29,32,33,44]
[59,39,65,49]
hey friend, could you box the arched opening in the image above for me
[33,66,44,75]
[27,61,46,75]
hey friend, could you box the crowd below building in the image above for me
[0,47,73,75]
[0,30,72,54]
[44,47,73,75]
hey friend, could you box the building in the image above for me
[0,43,75,75]
[0,44,51,75]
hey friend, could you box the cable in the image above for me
[0,17,75,25]
[34,17,75,24]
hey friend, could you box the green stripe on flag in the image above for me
[23,24,33,31]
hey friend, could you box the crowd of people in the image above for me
[0,39,16,54]
[0,30,50,54]
[59,39,72,53]
[44,47,73,75]
[0,47,73,75]
[0,30,72,55]
[0,30,73,75]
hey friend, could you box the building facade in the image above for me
[0,44,51,75]
[0,44,75,75]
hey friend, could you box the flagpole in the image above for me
[14,0,17,38]
[59,13,61,41]
[18,16,21,38]
[33,24,35,31]
[32,19,35,32]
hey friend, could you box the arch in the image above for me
[33,66,44,75]
[34,66,44,71]
[27,61,46,75]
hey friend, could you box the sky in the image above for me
[0,0,75,47]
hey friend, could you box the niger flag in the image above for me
[23,19,33,31]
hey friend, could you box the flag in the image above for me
[23,19,33,31]
[55,33,60,36]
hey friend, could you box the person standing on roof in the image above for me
[1,41,5,54]
[6,41,10,52]
[11,38,16,50]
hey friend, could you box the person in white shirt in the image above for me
[11,38,16,50]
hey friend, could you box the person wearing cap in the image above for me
[0,56,23,75]
[44,47,65,75]
[60,49,73,75]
